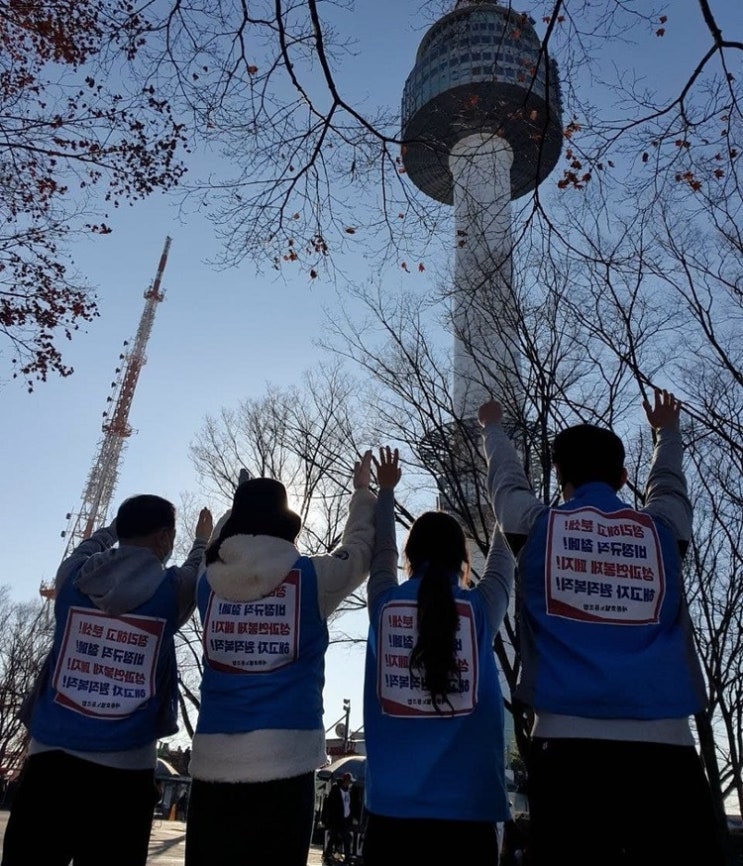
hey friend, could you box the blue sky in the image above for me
[1,0,736,739]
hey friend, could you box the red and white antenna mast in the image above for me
[53,236,172,571]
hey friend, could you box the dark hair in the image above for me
[205,478,301,565]
[404,511,468,713]
[115,495,175,540]
[551,424,625,491]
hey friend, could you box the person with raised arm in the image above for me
[362,446,513,865]
[478,388,724,866]
[3,496,213,866]
[185,453,376,866]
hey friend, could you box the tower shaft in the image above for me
[58,237,172,561]
[450,132,518,417]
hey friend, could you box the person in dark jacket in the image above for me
[322,772,354,864]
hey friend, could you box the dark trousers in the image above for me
[0,750,159,866]
[526,737,727,866]
[185,772,315,866]
[363,813,500,866]
[324,817,352,862]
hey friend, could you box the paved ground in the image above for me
[147,820,326,864]
[147,819,188,865]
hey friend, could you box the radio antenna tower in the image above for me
[42,236,172,597]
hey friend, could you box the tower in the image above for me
[52,236,172,572]
[401,0,562,419]
[402,0,562,515]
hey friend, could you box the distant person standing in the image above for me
[362,447,513,865]
[322,772,354,864]
[2,495,212,866]
[478,388,725,866]
[185,455,376,866]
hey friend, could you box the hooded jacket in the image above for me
[25,524,207,770]
[189,486,375,783]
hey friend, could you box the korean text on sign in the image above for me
[377,599,478,717]
[545,506,665,624]
[204,570,300,673]
[53,607,164,718]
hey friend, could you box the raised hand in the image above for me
[478,399,504,428]
[353,450,373,489]
[643,388,682,431]
[373,446,401,490]
[195,507,214,541]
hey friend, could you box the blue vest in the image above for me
[516,482,707,718]
[30,569,180,750]
[195,556,328,733]
[363,575,510,822]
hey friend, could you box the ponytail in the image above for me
[409,560,461,712]
[404,512,468,713]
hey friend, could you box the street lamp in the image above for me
[343,699,350,752]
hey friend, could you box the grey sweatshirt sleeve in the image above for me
[482,422,545,538]
[55,523,118,591]
[366,488,399,617]
[169,538,209,626]
[642,427,693,545]
[474,528,514,634]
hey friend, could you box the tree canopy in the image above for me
[0,0,186,388]
[2,1,739,387]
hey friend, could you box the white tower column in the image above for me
[449,133,518,419]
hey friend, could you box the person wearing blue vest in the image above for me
[362,447,513,865]
[478,388,725,866]
[1,494,213,866]
[185,453,376,866]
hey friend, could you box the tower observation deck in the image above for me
[401,0,563,420]
[401,0,562,204]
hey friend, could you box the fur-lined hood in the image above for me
[205,534,299,602]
